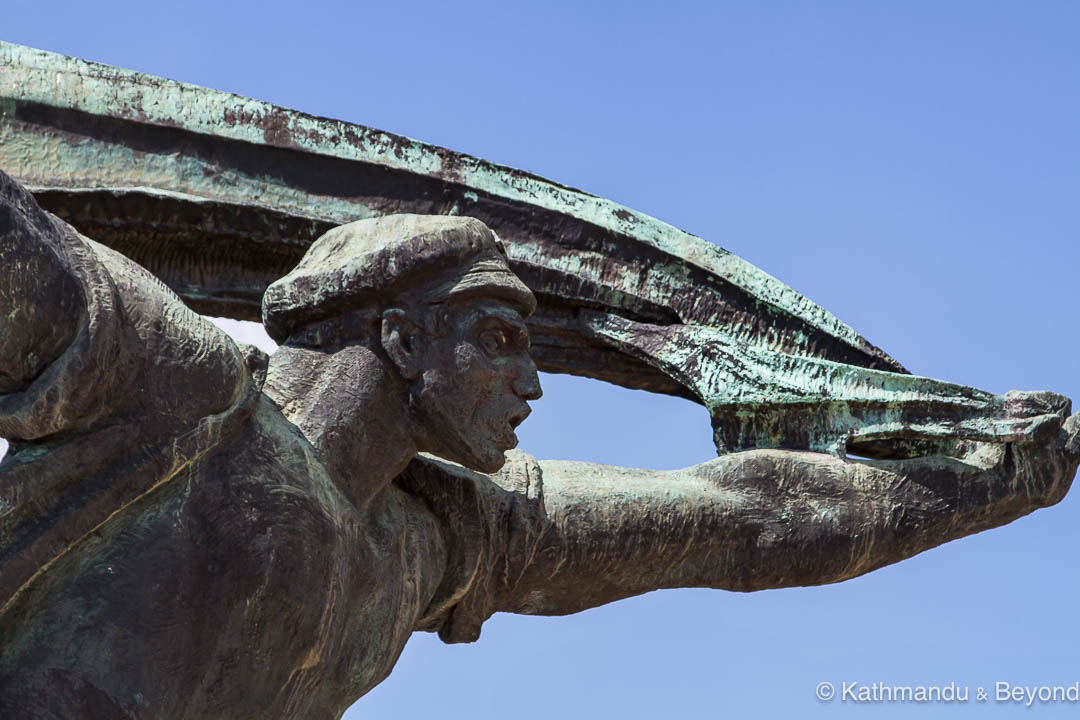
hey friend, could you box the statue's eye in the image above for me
[478,329,507,355]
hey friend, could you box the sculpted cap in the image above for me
[262,214,536,344]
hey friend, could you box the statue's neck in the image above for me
[264,344,416,508]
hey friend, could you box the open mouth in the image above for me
[508,404,532,429]
[492,405,531,451]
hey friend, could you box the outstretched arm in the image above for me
[485,413,1079,619]
[0,170,85,397]
[0,169,260,608]
[0,168,256,444]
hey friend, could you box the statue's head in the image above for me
[262,215,541,473]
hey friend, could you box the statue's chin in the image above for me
[460,448,507,475]
[418,426,508,473]
[442,439,507,475]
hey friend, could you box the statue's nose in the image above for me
[514,354,543,401]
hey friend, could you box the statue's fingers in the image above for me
[1004,390,1072,421]
[1065,413,1080,460]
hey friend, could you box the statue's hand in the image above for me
[1065,412,1080,462]
[1003,390,1072,444]
[1010,406,1080,509]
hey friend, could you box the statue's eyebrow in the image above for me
[476,306,527,328]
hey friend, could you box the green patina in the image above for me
[0,41,873,353]
[583,312,1059,455]
[0,40,1052,458]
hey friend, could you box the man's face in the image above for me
[412,298,542,473]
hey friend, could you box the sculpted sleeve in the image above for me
[0,170,123,438]
[0,170,261,607]
[400,450,547,644]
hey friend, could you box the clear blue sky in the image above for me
[5,2,1080,717]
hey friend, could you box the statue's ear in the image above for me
[381,308,424,380]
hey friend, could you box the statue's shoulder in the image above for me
[396,451,545,644]
[0,186,271,607]
[396,450,543,511]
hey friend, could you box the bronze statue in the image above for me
[1,43,1078,719]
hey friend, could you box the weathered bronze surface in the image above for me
[1,43,1078,719]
